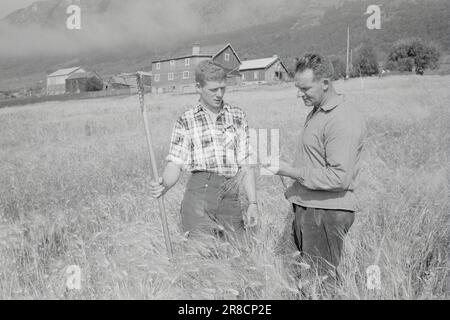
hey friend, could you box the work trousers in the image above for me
[181,171,244,239]
[293,204,355,277]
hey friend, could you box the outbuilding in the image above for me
[240,55,289,83]
[65,71,104,93]
[46,66,85,95]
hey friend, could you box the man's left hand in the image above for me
[262,159,292,177]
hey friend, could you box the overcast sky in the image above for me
[0,0,35,18]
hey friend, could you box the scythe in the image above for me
[136,73,174,259]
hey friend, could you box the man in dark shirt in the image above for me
[265,53,366,280]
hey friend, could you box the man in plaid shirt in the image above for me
[150,60,258,238]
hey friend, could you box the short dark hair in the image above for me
[195,60,227,87]
[295,53,334,80]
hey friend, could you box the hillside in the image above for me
[0,0,449,91]
[3,0,342,33]
[210,0,450,70]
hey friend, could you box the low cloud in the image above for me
[0,0,319,58]
[0,0,204,58]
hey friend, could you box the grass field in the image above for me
[0,75,449,299]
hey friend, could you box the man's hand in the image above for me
[245,203,259,228]
[262,158,292,177]
[149,177,167,198]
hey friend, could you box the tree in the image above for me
[328,55,346,80]
[387,38,441,75]
[351,41,379,77]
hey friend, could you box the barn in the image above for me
[110,73,140,93]
[118,73,139,93]
[108,76,132,90]
[240,55,289,83]
[151,43,241,94]
[136,71,152,89]
[46,66,85,95]
[65,71,104,94]
[106,71,151,93]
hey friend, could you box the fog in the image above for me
[0,0,324,58]
[0,0,204,58]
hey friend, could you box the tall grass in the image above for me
[0,75,448,299]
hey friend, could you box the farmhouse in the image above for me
[46,66,85,95]
[151,43,241,94]
[239,55,289,83]
[66,71,104,94]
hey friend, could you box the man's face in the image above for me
[294,69,326,108]
[197,80,227,112]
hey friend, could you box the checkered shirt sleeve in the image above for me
[166,118,191,168]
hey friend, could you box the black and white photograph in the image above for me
[0,0,449,303]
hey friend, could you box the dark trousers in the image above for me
[293,204,355,277]
[181,172,244,238]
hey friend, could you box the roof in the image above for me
[109,74,138,87]
[48,66,83,77]
[227,68,242,77]
[66,71,101,80]
[109,76,130,86]
[199,44,230,56]
[240,56,286,71]
[118,73,138,86]
[153,43,241,64]
[137,71,152,77]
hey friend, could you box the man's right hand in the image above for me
[149,177,167,198]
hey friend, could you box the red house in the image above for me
[151,43,241,94]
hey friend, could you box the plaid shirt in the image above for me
[166,102,251,178]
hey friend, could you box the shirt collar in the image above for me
[194,101,230,114]
[320,94,344,112]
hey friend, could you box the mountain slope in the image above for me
[216,0,450,69]
[3,0,342,34]
[0,0,449,91]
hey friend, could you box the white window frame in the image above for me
[185,58,190,66]
[170,60,175,67]
[242,73,245,81]
[183,71,190,79]
[154,74,160,82]
[254,71,259,80]
[156,63,160,70]
[168,73,174,81]
[224,53,230,61]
